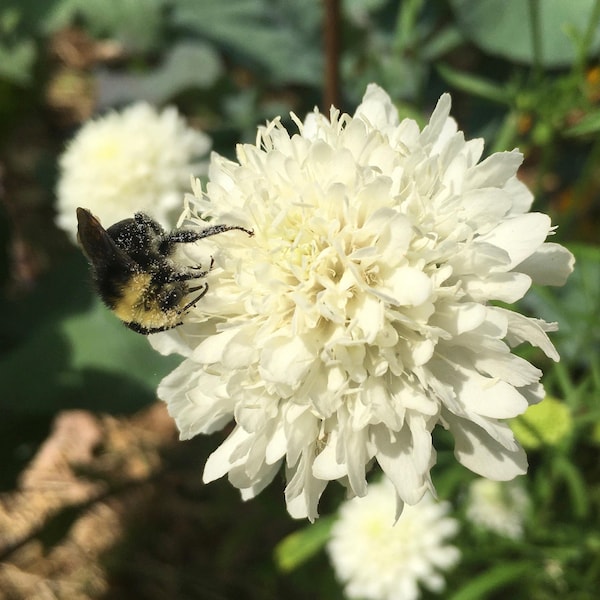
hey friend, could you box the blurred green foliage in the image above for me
[450,0,600,67]
[0,0,599,598]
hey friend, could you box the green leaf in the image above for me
[448,562,533,600]
[0,39,35,85]
[1,0,63,35]
[521,244,599,369]
[274,516,334,572]
[563,109,600,137]
[45,0,166,51]
[450,0,600,67]
[0,297,180,415]
[554,454,590,518]
[344,0,389,25]
[421,25,464,61]
[97,41,223,107]
[0,256,180,415]
[60,297,180,388]
[436,63,512,104]
[172,0,322,85]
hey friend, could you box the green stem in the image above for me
[490,110,520,153]
[576,0,600,72]
[528,0,543,83]
[323,0,341,111]
[394,0,424,54]
[551,360,575,401]
[533,131,556,201]
[560,134,600,235]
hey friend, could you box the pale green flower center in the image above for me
[92,138,120,161]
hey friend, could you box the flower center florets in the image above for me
[278,217,342,283]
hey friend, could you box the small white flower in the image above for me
[327,478,460,600]
[466,478,530,539]
[55,102,211,240]
[153,84,574,520]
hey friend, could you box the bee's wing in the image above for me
[76,207,133,269]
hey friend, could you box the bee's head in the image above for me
[106,213,165,257]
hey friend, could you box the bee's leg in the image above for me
[166,257,215,282]
[185,256,215,277]
[162,224,253,254]
[182,283,209,311]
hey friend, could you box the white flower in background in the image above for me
[153,83,574,520]
[55,102,211,240]
[466,478,529,539]
[327,478,460,600]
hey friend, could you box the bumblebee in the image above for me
[76,207,253,334]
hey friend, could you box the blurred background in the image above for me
[0,1,599,598]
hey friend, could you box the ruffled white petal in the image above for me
[516,242,575,285]
[444,412,527,479]
[155,83,572,519]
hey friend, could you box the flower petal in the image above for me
[445,412,527,480]
[355,83,399,129]
[480,213,552,269]
[516,242,575,285]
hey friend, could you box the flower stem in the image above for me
[528,0,543,83]
[323,0,341,111]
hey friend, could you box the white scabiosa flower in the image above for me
[56,102,211,240]
[327,478,460,600]
[153,84,574,520]
[466,478,530,539]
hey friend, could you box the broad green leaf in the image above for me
[60,297,180,390]
[0,256,180,415]
[172,0,322,85]
[274,516,334,572]
[97,41,223,107]
[450,0,600,67]
[0,297,180,414]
